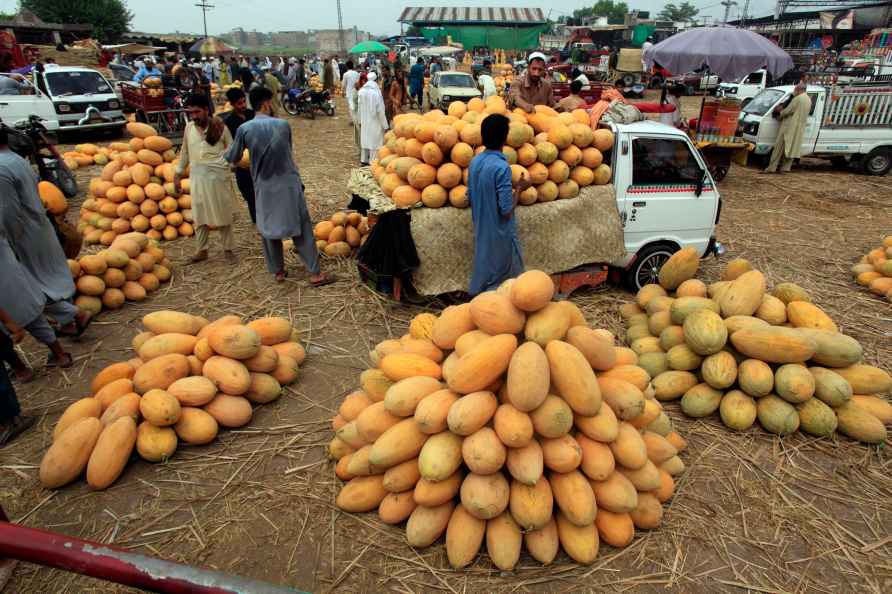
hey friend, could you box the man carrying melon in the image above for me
[509,52,555,114]
[467,114,531,295]
[224,87,333,286]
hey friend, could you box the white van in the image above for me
[33,66,127,134]
[0,74,59,130]
[717,69,768,105]
[608,121,724,289]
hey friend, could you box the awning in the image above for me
[102,43,166,55]
[418,45,463,56]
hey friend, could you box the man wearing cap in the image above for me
[509,52,554,113]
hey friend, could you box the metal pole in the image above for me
[0,516,304,594]
[196,2,214,39]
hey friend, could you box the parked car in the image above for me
[740,83,892,175]
[427,71,481,110]
[0,73,59,131]
[33,66,127,134]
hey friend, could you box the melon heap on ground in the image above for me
[370,99,615,209]
[329,270,689,569]
[621,249,892,442]
[850,235,892,302]
[312,211,372,258]
[77,122,197,245]
[39,311,306,491]
[68,232,174,316]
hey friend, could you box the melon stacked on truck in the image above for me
[369,100,613,209]
[68,232,173,316]
[39,312,305,491]
[328,270,688,569]
[850,235,892,302]
[621,250,892,443]
[312,211,372,257]
[77,122,195,245]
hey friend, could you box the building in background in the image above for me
[398,6,547,50]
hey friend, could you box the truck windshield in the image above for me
[439,74,475,88]
[45,71,112,97]
[743,89,784,116]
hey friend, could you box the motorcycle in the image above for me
[1,114,78,197]
[309,89,336,117]
[282,88,316,119]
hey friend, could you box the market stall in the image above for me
[349,167,624,296]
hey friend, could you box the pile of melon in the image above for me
[68,232,173,316]
[370,99,614,209]
[312,211,372,258]
[851,235,892,302]
[621,250,892,443]
[329,270,688,569]
[77,122,195,245]
[39,311,305,491]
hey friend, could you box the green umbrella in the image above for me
[349,40,390,54]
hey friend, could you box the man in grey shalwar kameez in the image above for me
[224,87,332,285]
[0,130,91,339]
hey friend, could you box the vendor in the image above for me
[508,52,554,113]
[467,114,531,295]
[133,57,161,83]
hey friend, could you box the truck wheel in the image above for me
[862,149,891,176]
[623,243,678,292]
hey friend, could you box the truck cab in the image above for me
[0,74,59,131]
[740,83,892,175]
[609,121,724,289]
[33,66,126,134]
[717,69,767,105]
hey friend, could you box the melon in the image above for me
[392,185,422,208]
[536,141,559,164]
[593,129,614,151]
[407,163,437,190]
[436,163,462,189]
[450,142,474,167]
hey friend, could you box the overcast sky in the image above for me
[1,0,790,36]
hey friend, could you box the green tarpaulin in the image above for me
[631,25,655,47]
[421,25,545,50]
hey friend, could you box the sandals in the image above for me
[13,367,35,384]
[275,270,288,283]
[57,311,93,338]
[46,352,73,369]
[310,274,335,287]
[0,416,36,447]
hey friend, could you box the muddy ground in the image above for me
[1,94,890,593]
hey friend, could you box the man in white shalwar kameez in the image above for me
[341,61,361,159]
[358,72,388,165]
[763,82,811,175]
[175,94,237,263]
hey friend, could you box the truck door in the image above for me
[621,134,718,257]
[799,91,823,156]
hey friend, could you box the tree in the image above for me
[21,0,132,41]
[405,25,423,37]
[658,2,700,22]
[591,1,629,24]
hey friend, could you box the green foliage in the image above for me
[658,2,700,22]
[559,1,629,25]
[20,0,132,41]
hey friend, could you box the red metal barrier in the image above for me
[0,507,305,594]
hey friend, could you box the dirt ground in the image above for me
[2,94,891,594]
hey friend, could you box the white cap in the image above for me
[528,51,547,64]
[368,72,377,81]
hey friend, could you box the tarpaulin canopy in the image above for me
[419,45,463,56]
[421,25,545,50]
[349,40,389,54]
[189,37,235,57]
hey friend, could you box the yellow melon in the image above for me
[593,129,615,151]
[451,142,474,167]
[408,163,437,190]
[422,184,448,208]
[437,163,463,189]
[392,185,422,208]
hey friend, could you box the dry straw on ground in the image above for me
[1,95,890,593]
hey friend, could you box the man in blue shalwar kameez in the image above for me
[466,114,531,295]
[224,87,332,286]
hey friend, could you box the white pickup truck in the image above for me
[607,121,724,289]
[739,83,892,176]
[0,74,59,131]
[717,70,768,105]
